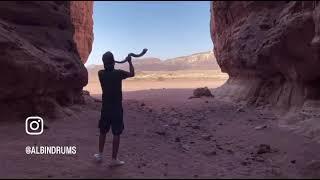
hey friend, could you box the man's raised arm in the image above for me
[127,56,135,77]
[118,56,135,79]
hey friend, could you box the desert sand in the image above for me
[85,69,229,93]
[1,71,320,178]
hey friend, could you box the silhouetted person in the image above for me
[94,51,135,167]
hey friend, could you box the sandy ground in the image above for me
[85,79,227,93]
[1,78,320,178]
[85,69,229,93]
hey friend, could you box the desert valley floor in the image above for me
[1,78,320,178]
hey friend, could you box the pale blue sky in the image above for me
[86,1,213,65]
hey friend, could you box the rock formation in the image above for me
[210,1,320,111]
[0,1,93,118]
[70,1,94,63]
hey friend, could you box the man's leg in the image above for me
[109,105,125,166]
[99,131,107,153]
[109,134,125,166]
[94,128,108,163]
[112,135,120,160]
[109,119,125,166]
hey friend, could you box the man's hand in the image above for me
[126,55,132,63]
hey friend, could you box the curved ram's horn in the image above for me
[115,48,148,64]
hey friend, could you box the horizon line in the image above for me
[85,49,214,66]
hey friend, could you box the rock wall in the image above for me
[70,1,94,63]
[210,1,320,111]
[0,1,93,119]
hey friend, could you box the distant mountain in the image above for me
[162,51,218,71]
[86,51,219,75]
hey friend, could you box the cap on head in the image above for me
[102,51,115,69]
[102,51,114,64]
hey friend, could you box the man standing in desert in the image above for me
[94,51,135,167]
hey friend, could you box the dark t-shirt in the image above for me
[98,69,129,104]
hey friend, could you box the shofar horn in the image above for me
[114,48,148,64]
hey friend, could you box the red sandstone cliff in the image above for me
[70,1,94,64]
[0,1,93,118]
[211,1,320,110]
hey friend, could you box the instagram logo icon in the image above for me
[25,116,44,135]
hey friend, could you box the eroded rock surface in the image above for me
[211,1,320,110]
[0,1,93,118]
[210,1,320,142]
[70,1,94,63]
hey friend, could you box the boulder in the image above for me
[191,87,214,98]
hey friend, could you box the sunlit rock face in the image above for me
[0,1,93,118]
[211,1,320,110]
[70,1,94,63]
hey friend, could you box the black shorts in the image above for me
[98,103,124,135]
